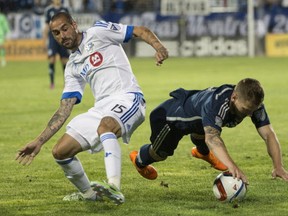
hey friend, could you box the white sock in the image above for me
[100,132,121,190]
[56,157,93,194]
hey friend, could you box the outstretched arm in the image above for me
[204,126,248,184]
[257,124,288,181]
[133,26,168,66]
[15,97,77,165]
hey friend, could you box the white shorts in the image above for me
[66,92,146,153]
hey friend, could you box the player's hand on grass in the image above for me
[155,47,168,66]
[15,141,41,165]
[272,167,288,181]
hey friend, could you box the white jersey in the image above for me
[62,21,142,104]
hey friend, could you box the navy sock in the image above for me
[196,145,210,155]
[137,144,156,167]
[190,135,209,155]
[49,63,55,84]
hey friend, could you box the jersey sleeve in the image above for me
[251,104,270,128]
[201,99,223,132]
[61,70,86,104]
[92,20,134,44]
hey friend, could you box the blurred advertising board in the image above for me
[5,39,46,61]
[265,34,288,57]
[5,5,288,58]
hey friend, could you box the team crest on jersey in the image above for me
[85,43,94,51]
[89,52,103,67]
[110,23,120,31]
[254,109,266,121]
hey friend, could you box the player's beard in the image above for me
[62,38,73,49]
[62,37,77,50]
[230,102,245,122]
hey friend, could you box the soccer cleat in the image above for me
[129,151,158,180]
[62,191,102,201]
[91,181,125,205]
[63,192,85,201]
[191,147,228,171]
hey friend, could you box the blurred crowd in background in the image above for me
[1,0,288,59]
[0,0,288,15]
[0,0,159,14]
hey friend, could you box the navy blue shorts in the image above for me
[149,99,184,157]
[149,98,206,157]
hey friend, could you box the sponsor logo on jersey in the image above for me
[80,63,90,76]
[89,51,103,67]
[225,120,240,128]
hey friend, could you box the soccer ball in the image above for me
[213,172,247,203]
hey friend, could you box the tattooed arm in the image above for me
[15,98,77,165]
[133,26,168,66]
[204,126,248,184]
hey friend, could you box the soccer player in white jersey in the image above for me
[16,12,168,205]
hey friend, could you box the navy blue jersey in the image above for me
[163,85,270,135]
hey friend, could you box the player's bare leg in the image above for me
[52,134,102,201]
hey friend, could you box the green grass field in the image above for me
[0,57,288,216]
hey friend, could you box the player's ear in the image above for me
[72,21,78,30]
[231,92,237,102]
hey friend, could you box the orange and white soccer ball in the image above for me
[213,172,247,203]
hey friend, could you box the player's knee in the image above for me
[52,145,64,160]
[52,144,74,160]
[97,117,121,136]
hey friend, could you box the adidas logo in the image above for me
[105,152,112,157]
[110,24,120,31]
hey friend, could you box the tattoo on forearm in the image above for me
[48,113,63,131]
[150,39,160,47]
[50,98,74,128]
[39,98,75,144]
[141,28,160,48]
[204,126,224,147]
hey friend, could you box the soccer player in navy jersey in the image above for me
[43,0,70,89]
[16,12,168,204]
[130,78,288,184]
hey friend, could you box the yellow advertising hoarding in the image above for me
[266,34,288,57]
[5,39,47,61]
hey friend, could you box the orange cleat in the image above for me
[129,151,158,180]
[191,147,228,171]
